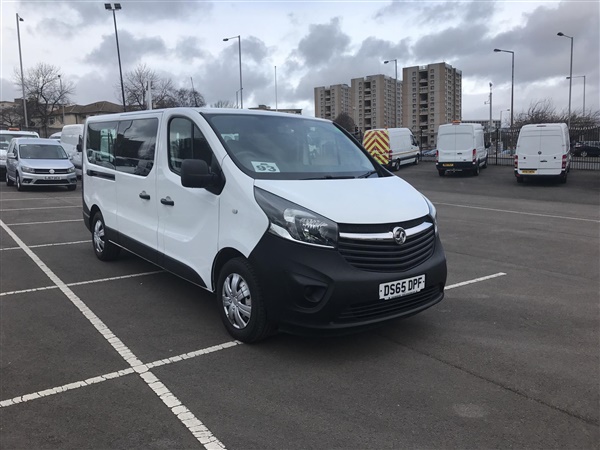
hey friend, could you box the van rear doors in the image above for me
[516,125,566,176]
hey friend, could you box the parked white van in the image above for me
[0,129,39,172]
[514,123,571,183]
[436,122,489,176]
[362,128,420,170]
[80,108,447,342]
[60,124,84,177]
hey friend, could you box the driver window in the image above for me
[168,117,214,175]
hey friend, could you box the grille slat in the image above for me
[335,285,441,322]
[33,168,69,174]
[338,220,435,272]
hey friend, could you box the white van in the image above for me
[1,129,39,173]
[436,122,489,176]
[362,128,420,170]
[514,123,571,183]
[60,124,84,178]
[80,108,447,342]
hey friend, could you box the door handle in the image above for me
[161,196,174,206]
[139,191,151,200]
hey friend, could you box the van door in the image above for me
[517,129,542,170]
[157,115,221,289]
[114,118,160,263]
[538,130,565,174]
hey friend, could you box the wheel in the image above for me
[438,169,445,177]
[392,159,401,171]
[217,258,274,343]
[5,171,13,186]
[516,176,524,183]
[67,184,76,191]
[92,212,120,261]
[559,173,567,184]
[16,173,24,191]
[472,161,480,176]
[413,155,419,165]
[482,156,488,168]
[581,151,588,157]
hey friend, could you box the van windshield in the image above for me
[202,113,380,180]
[19,144,68,159]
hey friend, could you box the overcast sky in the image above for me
[1,0,598,120]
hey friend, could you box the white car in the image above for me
[5,138,77,191]
[0,129,39,171]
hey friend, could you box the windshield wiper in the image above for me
[303,175,356,180]
[357,170,378,178]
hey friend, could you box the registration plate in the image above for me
[379,275,426,300]
[521,170,536,174]
[45,176,61,180]
[442,163,454,167]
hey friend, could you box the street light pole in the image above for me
[384,59,398,127]
[500,109,510,128]
[567,75,586,117]
[16,13,28,128]
[223,35,243,109]
[493,48,514,128]
[105,3,126,112]
[557,32,574,128]
[274,65,278,111]
[58,74,65,125]
[489,82,493,132]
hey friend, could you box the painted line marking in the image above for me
[446,272,506,290]
[436,202,600,223]
[0,271,164,297]
[1,240,88,251]
[0,341,241,409]
[0,218,226,449]
[0,197,69,202]
[6,219,81,226]
[0,205,80,212]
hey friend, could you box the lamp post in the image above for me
[493,48,514,129]
[223,35,243,109]
[557,32,574,128]
[274,65,278,111]
[16,13,28,128]
[105,3,126,112]
[484,82,493,132]
[566,75,586,117]
[383,59,398,127]
[58,74,65,125]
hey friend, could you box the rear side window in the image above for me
[168,117,213,175]
[87,121,118,169]
[115,118,158,177]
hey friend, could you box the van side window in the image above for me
[168,117,213,175]
[115,118,158,177]
[87,121,118,169]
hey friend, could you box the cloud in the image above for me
[296,18,351,66]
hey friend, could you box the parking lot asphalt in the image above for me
[1,163,598,449]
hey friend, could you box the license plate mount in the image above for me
[379,275,426,300]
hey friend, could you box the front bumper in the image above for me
[20,172,77,186]
[248,232,447,332]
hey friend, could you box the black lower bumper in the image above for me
[436,161,476,171]
[248,232,447,331]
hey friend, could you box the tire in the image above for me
[6,171,14,186]
[217,258,274,343]
[392,159,401,171]
[482,156,488,169]
[92,212,120,261]
[67,184,76,191]
[560,173,567,184]
[438,169,445,177]
[16,173,24,191]
[472,161,480,176]
[413,155,419,165]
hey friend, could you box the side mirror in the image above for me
[485,142,491,149]
[181,159,218,188]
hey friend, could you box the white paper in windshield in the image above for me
[251,161,280,173]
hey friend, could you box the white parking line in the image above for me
[446,272,506,289]
[0,219,226,449]
[0,271,164,297]
[0,341,240,409]
[0,197,65,202]
[6,219,81,226]
[0,206,81,212]
[436,202,600,223]
[1,240,88,251]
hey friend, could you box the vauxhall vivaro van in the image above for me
[436,122,489,176]
[362,128,421,170]
[80,108,447,342]
[514,123,571,183]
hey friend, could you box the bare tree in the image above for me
[211,100,236,108]
[121,63,175,110]
[333,112,356,133]
[514,99,599,128]
[13,63,74,134]
[171,88,206,107]
[1,103,24,128]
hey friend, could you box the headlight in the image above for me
[423,195,438,234]
[255,187,338,248]
[21,166,35,173]
[67,166,75,173]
